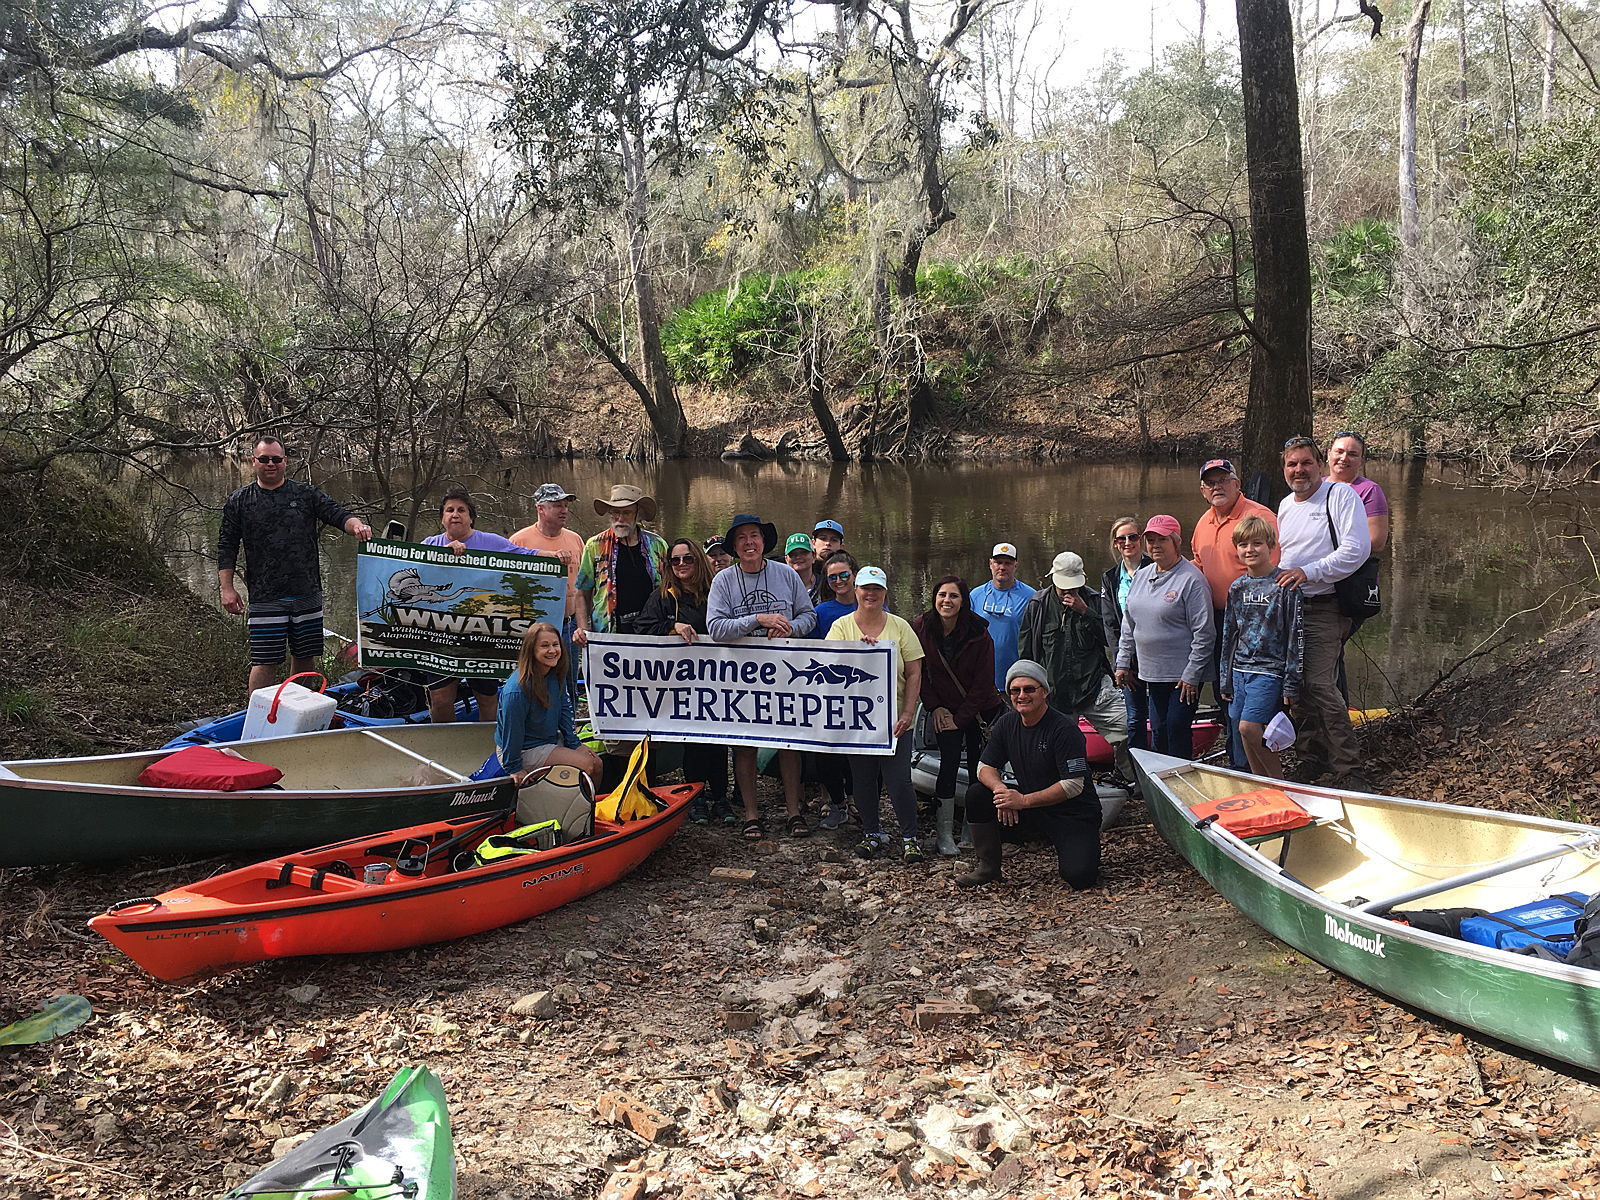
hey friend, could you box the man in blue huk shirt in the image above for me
[969,541,1036,692]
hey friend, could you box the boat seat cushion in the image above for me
[1192,787,1311,838]
[514,765,595,843]
[138,745,285,792]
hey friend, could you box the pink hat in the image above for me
[1143,514,1182,539]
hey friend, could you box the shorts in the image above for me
[1229,672,1285,726]
[247,594,326,666]
[472,742,557,780]
[426,674,502,696]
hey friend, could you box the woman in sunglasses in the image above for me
[1100,516,1151,757]
[813,550,861,638]
[639,539,729,824]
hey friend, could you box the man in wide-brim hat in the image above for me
[707,513,818,841]
[574,484,667,643]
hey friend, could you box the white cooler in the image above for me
[241,674,338,741]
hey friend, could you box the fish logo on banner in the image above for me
[584,633,897,756]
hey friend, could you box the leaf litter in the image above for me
[5,608,1600,1197]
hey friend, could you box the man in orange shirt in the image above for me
[510,483,585,621]
[1191,457,1278,767]
[511,483,586,704]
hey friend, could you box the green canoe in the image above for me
[1134,750,1600,1073]
[0,724,510,867]
[222,1065,453,1199]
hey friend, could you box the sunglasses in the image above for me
[1008,684,1041,695]
[826,572,852,582]
[255,455,285,464]
[1113,533,1140,543]
[669,554,696,564]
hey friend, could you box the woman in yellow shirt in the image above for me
[826,567,925,861]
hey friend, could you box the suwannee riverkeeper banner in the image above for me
[583,633,896,754]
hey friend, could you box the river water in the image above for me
[150,457,1598,711]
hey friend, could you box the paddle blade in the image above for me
[0,994,92,1046]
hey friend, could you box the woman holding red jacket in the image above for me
[913,575,1003,856]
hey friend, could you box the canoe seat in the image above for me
[514,765,596,844]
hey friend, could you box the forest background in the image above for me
[2,0,1599,531]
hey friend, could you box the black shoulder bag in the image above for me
[1324,500,1382,622]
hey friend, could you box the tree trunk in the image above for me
[800,313,850,463]
[617,98,688,459]
[1541,2,1558,120]
[1235,0,1315,504]
[1457,0,1470,144]
[1398,0,1430,325]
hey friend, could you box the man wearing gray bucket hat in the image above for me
[574,484,668,643]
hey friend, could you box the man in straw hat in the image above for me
[574,484,668,644]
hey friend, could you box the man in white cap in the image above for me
[969,542,1036,692]
[956,659,1100,889]
[1017,550,1132,781]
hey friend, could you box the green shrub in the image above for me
[1319,219,1398,301]
[662,273,797,384]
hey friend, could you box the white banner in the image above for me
[583,633,896,754]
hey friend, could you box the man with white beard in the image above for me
[573,484,668,644]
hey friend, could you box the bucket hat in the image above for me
[723,513,778,555]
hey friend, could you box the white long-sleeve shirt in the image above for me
[1277,480,1371,597]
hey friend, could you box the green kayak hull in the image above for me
[222,1066,454,1199]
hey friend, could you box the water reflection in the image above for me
[140,456,1597,711]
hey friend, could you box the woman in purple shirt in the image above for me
[421,486,544,725]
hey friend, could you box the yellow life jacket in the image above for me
[472,819,561,866]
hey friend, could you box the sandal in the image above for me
[741,818,766,842]
[786,814,811,839]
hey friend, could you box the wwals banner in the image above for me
[356,540,565,678]
[584,633,896,754]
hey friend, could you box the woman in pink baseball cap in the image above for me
[1110,515,1215,758]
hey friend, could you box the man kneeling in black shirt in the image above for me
[957,658,1101,889]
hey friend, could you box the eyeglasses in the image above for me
[1113,533,1140,543]
[669,554,696,564]
[255,455,285,464]
[1200,477,1236,490]
[826,572,852,582]
[1331,430,1367,449]
[1008,684,1041,695]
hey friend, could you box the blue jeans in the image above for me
[1122,682,1150,752]
[1146,682,1198,758]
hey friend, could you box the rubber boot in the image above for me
[955,821,1002,887]
[957,808,974,851]
[935,795,959,856]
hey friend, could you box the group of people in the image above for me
[217,430,1391,891]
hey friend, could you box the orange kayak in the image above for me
[90,779,699,984]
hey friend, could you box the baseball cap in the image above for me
[533,483,578,504]
[813,519,844,538]
[1049,551,1087,590]
[990,542,1019,559]
[855,566,888,588]
[1199,458,1236,479]
[703,535,726,553]
[1143,514,1182,539]
[784,533,814,555]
